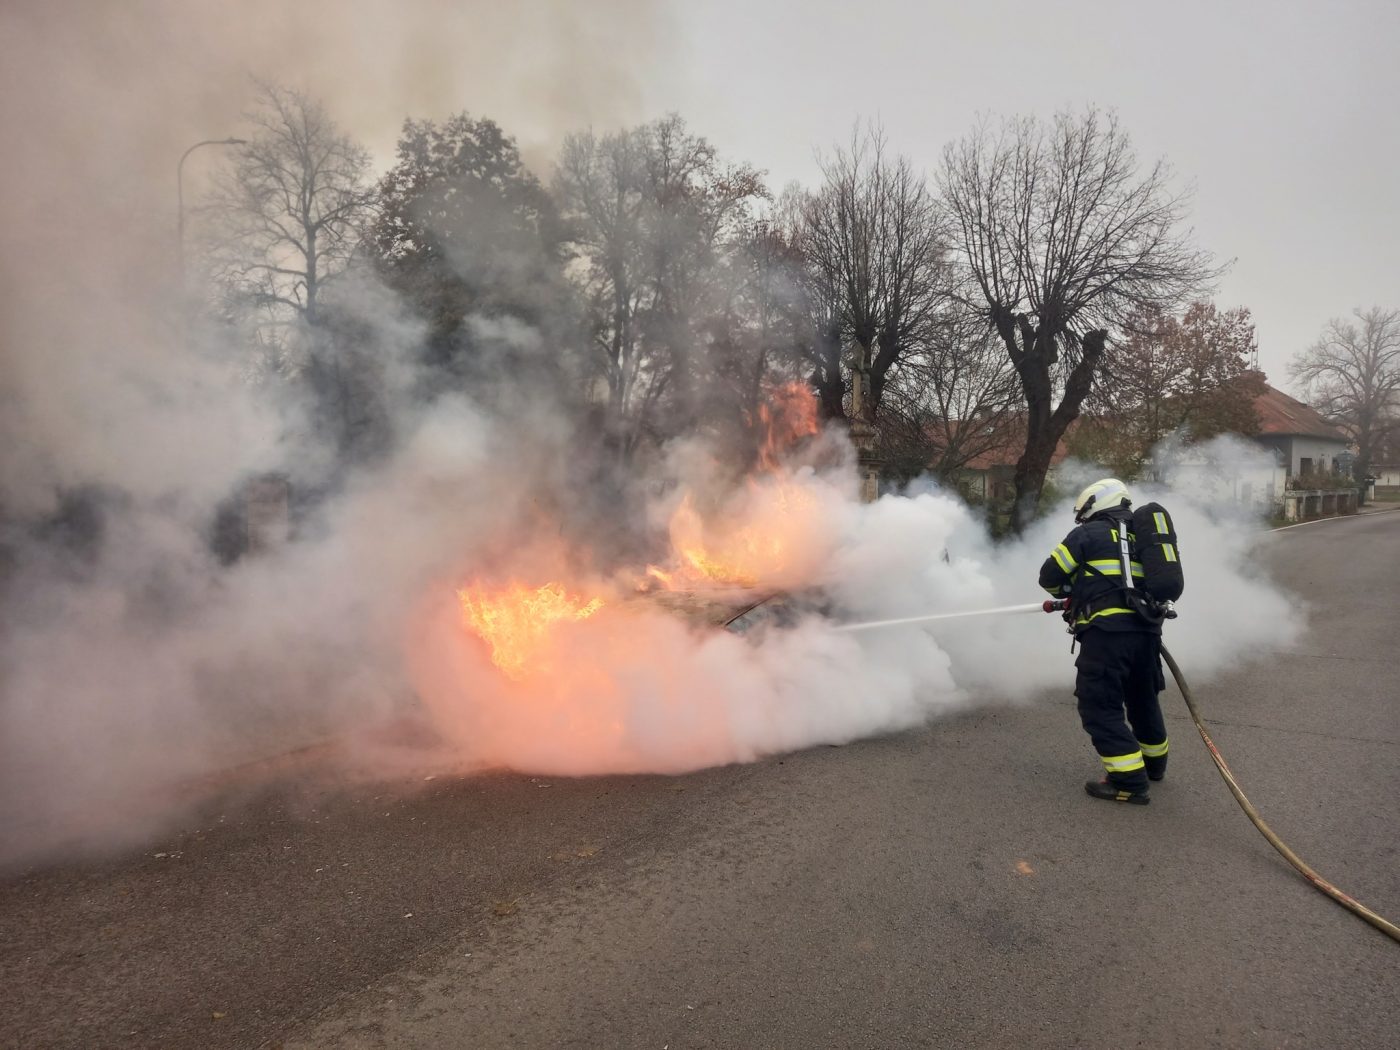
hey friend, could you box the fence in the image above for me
[1281,488,1358,522]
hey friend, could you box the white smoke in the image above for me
[0,3,1306,866]
[405,438,1304,778]
[0,327,1305,865]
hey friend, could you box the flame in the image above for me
[755,381,820,471]
[457,581,605,679]
[639,383,826,592]
[645,565,678,588]
[669,489,802,587]
[641,474,821,591]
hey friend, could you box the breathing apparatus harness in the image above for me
[1111,515,1177,626]
[1060,498,1179,637]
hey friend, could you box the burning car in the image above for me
[401,383,851,774]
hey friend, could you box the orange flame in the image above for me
[644,474,822,591]
[755,382,820,471]
[458,581,605,679]
[635,383,826,592]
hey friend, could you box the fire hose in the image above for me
[838,599,1400,944]
[1047,595,1398,944]
[1155,640,1400,945]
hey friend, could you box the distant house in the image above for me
[946,384,1357,518]
[957,444,1018,506]
[957,417,1075,520]
[953,417,1073,506]
[1250,385,1350,480]
[1150,437,1285,518]
[1370,430,1400,495]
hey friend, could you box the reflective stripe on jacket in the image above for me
[1038,511,1157,634]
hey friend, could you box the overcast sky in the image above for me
[640,0,1400,388]
[6,0,1397,393]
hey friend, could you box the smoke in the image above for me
[0,4,1304,867]
[0,0,668,502]
[0,0,669,861]
[406,441,1304,778]
[0,277,1305,867]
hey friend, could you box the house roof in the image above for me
[956,416,1076,472]
[952,384,1352,472]
[1254,385,1349,442]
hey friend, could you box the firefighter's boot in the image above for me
[1084,778,1150,805]
[1145,755,1167,782]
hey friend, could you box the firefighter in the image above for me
[1039,478,1168,805]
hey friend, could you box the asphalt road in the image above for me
[2,510,1398,1049]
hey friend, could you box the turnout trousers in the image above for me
[1073,629,1169,792]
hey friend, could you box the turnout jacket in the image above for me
[1039,509,1159,635]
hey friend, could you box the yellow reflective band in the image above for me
[1164,544,1176,563]
[1086,560,1144,577]
[1140,739,1169,758]
[1052,543,1078,573]
[1154,511,1168,535]
[1074,606,1135,625]
[1101,751,1146,772]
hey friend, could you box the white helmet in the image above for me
[1074,478,1131,523]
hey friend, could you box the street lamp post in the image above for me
[177,137,246,285]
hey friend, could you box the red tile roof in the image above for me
[1254,386,1349,441]
[955,416,1076,471]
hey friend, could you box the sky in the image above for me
[4,0,1397,389]
[644,0,1400,387]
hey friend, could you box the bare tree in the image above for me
[758,187,845,421]
[554,125,650,448]
[202,83,381,464]
[700,214,818,459]
[1291,307,1400,485]
[207,82,375,356]
[940,108,1220,531]
[554,115,765,459]
[801,126,947,428]
[877,304,1020,483]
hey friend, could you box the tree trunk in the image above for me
[810,324,847,421]
[1007,328,1107,533]
[1009,373,1057,532]
[1010,436,1059,531]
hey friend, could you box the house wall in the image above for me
[1157,458,1286,517]
[1253,434,1350,477]
[956,469,988,502]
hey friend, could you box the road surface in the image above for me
[2,510,1397,1049]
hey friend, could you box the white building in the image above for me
[1250,385,1350,479]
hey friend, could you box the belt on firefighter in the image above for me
[1073,593,1136,627]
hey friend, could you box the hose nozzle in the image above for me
[1042,598,1069,613]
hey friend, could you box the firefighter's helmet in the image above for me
[1073,478,1131,523]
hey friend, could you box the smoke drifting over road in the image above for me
[0,4,1303,866]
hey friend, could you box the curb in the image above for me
[1271,503,1400,532]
